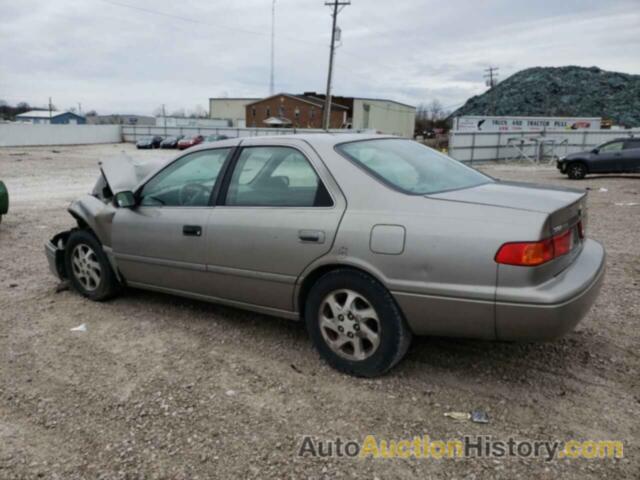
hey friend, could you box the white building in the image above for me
[350,98,416,138]
[209,98,260,128]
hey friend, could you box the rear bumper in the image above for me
[392,239,605,341]
[495,239,606,340]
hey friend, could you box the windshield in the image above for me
[336,138,492,195]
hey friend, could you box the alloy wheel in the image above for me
[319,289,381,361]
[71,244,102,292]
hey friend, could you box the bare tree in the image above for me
[152,105,165,117]
[428,99,444,121]
[189,105,207,118]
[170,108,186,118]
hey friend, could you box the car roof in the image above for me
[184,133,397,153]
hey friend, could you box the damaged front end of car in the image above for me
[45,153,163,282]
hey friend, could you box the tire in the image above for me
[64,230,120,301]
[567,162,587,180]
[305,269,412,377]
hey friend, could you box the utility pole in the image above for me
[48,97,53,122]
[269,0,276,95]
[322,0,350,130]
[484,66,499,116]
[78,102,82,115]
[162,104,167,135]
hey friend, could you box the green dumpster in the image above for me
[0,181,8,222]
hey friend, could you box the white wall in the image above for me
[448,129,640,162]
[121,125,374,143]
[352,99,416,138]
[0,124,122,147]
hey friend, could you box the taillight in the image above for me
[495,239,554,266]
[495,227,577,267]
[552,229,573,257]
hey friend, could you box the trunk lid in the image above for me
[430,180,588,277]
[429,180,587,236]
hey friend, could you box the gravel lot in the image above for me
[0,144,638,479]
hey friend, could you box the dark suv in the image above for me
[557,137,640,179]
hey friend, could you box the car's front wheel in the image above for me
[567,162,587,180]
[305,269,412,377]
[64,230,120,301]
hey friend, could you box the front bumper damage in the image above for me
[45,230,72,280]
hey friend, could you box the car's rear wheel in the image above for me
[65,230,120,301]
[305,269,412,377]
[567,162,587,180]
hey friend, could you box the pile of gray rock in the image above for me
[452,66,640,127]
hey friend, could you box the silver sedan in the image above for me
[46,134,606,376]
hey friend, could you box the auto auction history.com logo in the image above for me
[297,435,624,462]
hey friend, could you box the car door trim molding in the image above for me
[114,253,206,272]
[205,264,296,284]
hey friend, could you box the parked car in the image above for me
[178,135,205,150]
[0,181,8,223]
[136,136,163,149]
[557,137,640,179]
[45,135,605,377]
[160,135,184,149]
[205,134,229,143]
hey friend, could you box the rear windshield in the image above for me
[336,138,492,195]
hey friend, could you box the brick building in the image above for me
[245,94,349,129]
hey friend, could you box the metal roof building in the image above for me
[16,110,86,125]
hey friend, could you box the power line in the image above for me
[322,0,350,129]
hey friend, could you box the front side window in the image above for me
[140,148,230,207]
[225,147,332,207]
[336,139,491,195]
[599,141,624,152]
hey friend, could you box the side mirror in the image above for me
[114,191,136,208]
[591,148,599,154]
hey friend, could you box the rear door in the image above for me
[593,140,624,172]
[622,139,640,172]
[205,139,346,312]
[111,147,232,294]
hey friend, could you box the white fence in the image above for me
[449,129,640,163]
[122,125,373,143]
[0,124,122,147]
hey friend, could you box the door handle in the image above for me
[298,230,325,243]
[183,225,202,237]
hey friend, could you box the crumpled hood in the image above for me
[428,180,585,214]
[99,152,169,194]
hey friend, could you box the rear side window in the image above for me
[336,138,491,195]
[224,147,332,207]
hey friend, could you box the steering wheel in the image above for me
[178,183,209,206]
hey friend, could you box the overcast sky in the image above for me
[1,0,639,115]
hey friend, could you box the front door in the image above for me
[112,147,232,294]
[205,141,346,313]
